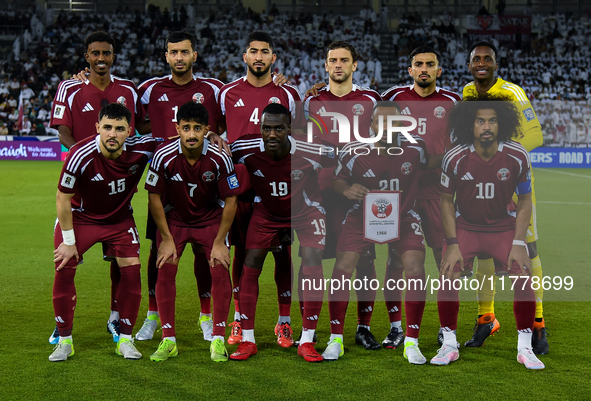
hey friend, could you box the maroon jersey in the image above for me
[219,77,302,143]
[440,140,532,232]
[51,76,146,142]
[304,84,382,147]
[381,85,460,200]
[138,75,223,140]
[230,134,327,221]
[145,138,240,226]
[58,134,158,224]
[334,134,428,216]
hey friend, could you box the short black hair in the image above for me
[372,101,401,116]
[85,31,115,51]
[449,93,522,146]
[246,31,274,52]
[261,103,291,123]
[166,30,197,51]
[468,40,498,62]
[326,40,359,63]
[177,101,209,126]
[409,46,441,66]
[99,103,131,124]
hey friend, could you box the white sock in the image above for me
[212,335,224,342]
[147,310,158,318]
[442,330,457,347]
[109,311,119,322]
[391,321,402,330]
[234,311,241,321]
[517,331,532,351]
[164,336,176,343]
[278,315,291,325]
[120,334,132,341]
[242,329,255,343]
[405,336,418,346]
[59,335,72,343]
[357,324,370,331]
[329,333,343,342]
[300,329,315,344]
[199,312,212,319]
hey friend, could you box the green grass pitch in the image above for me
[1,160,590,400]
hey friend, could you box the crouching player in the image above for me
[145,102,239,362]
[229,103,329,362]
[50,103,159,361]
[436,95,544,370]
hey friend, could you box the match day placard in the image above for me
[364,191,401,244]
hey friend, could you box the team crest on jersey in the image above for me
[116,96,127,107]
[401,162,413,175]
[193,93,205,104]
[352,104,365,115]
[434,106,446,119]
[290,170,304,180]
[497,168,511,181]
[372,197,392,219]
[202,171,215,182]
[268,97,281,104]
[128,165,139,175]
[61,173,76,189]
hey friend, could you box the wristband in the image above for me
[446,237,458,245]
[62,229,76,246]
[512,239,526,247]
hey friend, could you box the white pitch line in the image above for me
[538,201,591,205]
[537,169,591,179]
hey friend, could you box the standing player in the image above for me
[228,104,328,362]
[381,46,461,349]
[322,102,435,365]
[49,31,148,345]
[49,103,158,361]
[304,41,383,350]
[462,41,548,354]
[145,102,239,362]
[437,96,544,370]
[216,31,303,347]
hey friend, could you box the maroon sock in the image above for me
[232,247,246,314]
[404,273,426,339]
[147,245,158,312]
[52,268,77,337]
[194,253,212,315]
[155,263,177,338]
[302,265,323,330]
[109,261,120,312]
[437,283,459,331]
[328,269,352,335]
[117,264,142,336]
[273,246,292,317]
[513,277,536,331]
[356,260,376,327]
[239,266,262,330]
[210,264,232,337]
[297,263,305,318]
[384,266,403,323]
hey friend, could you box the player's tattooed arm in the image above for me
[334,179,369,201]
[58,126,76,149]
[210,195,237,269]
[54,190,79,270]
[148,192,178,268]
[440,192,464,278]
[305,82,327,98]
[508,192,533,275]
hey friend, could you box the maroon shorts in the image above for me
[442,228,524,277]
[156,222,228,260]
[54,219,141,269]
[336,209,425,255]
[246,208,326,250]
[416,198,444,249]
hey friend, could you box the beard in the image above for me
[170,62,192,76]
[330,71,351,84]
[479,131,495,148]
[415,77,434,88]
[102,139,122,153]
[248,63,271,78]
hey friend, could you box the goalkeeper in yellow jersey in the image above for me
[460,41,548,355]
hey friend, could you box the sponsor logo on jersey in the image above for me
[268,97,281,104]
[193,93,204,104]
[352,104,365,115]
[91,173,104,182]
[82,103,94,112]
[434,106,446,119]
[234,99,245,107]
[400,107,411,115]
[401,161,413,175]
[227,173,239,189]
[128,164,139,175]
[441,172,450,188]
[202,171,215,182]
[461,172,474,180]
[363,169,376,178]
[158,94,169,102]
[171,174,183,181]
[61,173,76,189]
[523,107,536,121]
[53,105,66,119]
[290,170,303,180]
[253,169,265,177]
[146,171,159,186]
[116,96,127,107]
[497,168,510,181]
[372,197,392,219]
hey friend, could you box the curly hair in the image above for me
[449,93,522,146]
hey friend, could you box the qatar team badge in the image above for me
[193,93,205,104]
[290,170,303,180]
[497,168,511,181]
[128,165,139,175]
[116,96,127,107]
[364,191,400,244]
[202,171,215,182]
[268,97,281,104]
[352,104,365,115]
[434,106,446,119]
[401,162,413,175]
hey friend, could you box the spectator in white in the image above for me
[454,47,466,69]
[23,30,33,51]
[19,116,32,135]
[7,95,17,109]
[13,36,21,61]
[374,57,382,84]
[20,84,35,101]
[577,123,588,143]
[0,121,8,136]
[46,5,55,26]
